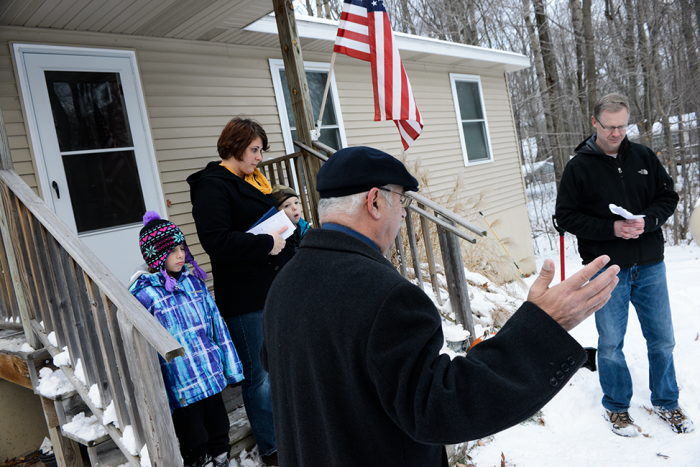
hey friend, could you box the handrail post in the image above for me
[0,179,41,349]
[118,311,182,467]
[436,215,475,344]
[273,0,322,227]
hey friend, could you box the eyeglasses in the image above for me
[378,187,412,208]
[596,119,628,133]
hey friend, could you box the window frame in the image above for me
[269,59,348,154]
[449,73,494,166]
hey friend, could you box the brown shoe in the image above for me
[261,452,278,466]
[605,410,641,437]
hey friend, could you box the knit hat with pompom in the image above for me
[139,211,206,291]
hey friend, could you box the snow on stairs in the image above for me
[33,325,254,465]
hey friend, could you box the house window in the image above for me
[270,59,347,154]
[450,74,493,165]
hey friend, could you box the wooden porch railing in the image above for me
[0,168,185,467]
[269,141,486,342]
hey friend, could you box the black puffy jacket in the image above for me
[555,136,678,268]
[187,161,293,318]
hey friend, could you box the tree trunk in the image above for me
[621,0,641,128]
[522,0,555,165]
[533,0,568,186]
[582,0,596,133]
[569,0,587,137]
[400,0,416,34]
[636,0,654,143]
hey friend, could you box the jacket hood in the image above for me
[575,135,631,158]
[187,160,238,204]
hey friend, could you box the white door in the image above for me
[14,45,165,284]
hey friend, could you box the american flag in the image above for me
[334,0,423,150]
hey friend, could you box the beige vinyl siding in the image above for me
[0,26,291,274]
[0,25,534,273]
[309,54,533,268]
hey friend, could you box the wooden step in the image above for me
[87,438,128,467]
[61,411,111,447]
[55,393,90,426]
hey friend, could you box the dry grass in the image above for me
[395,155,531,289]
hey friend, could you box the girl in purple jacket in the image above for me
[130,211,244,467]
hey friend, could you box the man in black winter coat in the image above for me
[555,93,694,437]
[261,146,621,467]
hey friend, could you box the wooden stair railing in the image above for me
[266,140,486,343]
[0,168,185,467]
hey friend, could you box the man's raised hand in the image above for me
[527,255,620,331]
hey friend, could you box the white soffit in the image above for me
[243,14,530,72]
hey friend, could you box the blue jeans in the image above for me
[226,311,276,456]
[594,262,679,413]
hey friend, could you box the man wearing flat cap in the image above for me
[261,146,620,467]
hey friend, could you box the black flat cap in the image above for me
[316,146,419,199]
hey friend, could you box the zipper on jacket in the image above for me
[614,150,642,264]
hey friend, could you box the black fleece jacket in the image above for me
[261,228,586,467]
[187,161,293,318]
[555,136,678,268]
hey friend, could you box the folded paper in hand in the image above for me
[247,209,295,239]
[609,203,645,220]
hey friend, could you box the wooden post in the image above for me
[0,103,13,170]
[273,0,321,227]
[405,209,424,290]
[436,217,475,343]
[418,204,443,306]
[40,396,83,467]
[118,311,182,467]
[0,180,41,349]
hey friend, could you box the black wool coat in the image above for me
[555,136,678,268]
[187,161,293,318]
[261,228,587,467]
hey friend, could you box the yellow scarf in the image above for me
[221,164,272,195]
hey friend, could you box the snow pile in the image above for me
[47,331,58,347]
[39,437,53,455]
[74,358,87,385]
[120,425,139,456]
[37,367,74,398]
[139,444,151,467]
[231,446,263,467]
[88,384,102,409]
[103,401,119,429]
[62,412,107,442]
[20,342,35,353]
[53,347,70,367]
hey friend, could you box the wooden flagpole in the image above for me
[312,52,337,141]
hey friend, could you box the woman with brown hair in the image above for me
[187,117,291,465]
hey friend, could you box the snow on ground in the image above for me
[229,177,699,466]
[466,244,700,467]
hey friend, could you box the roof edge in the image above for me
[244,15,530,71]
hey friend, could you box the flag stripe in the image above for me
[334,0,423,150]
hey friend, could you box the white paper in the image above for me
[609,203,645,220]
[246,210,295,239]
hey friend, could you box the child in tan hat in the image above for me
[271,185,310,252]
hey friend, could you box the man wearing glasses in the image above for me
[556,93,694,437]
[262,145,621,466]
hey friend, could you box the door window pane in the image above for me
[62,150,145,233]
[45,71,134,152]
